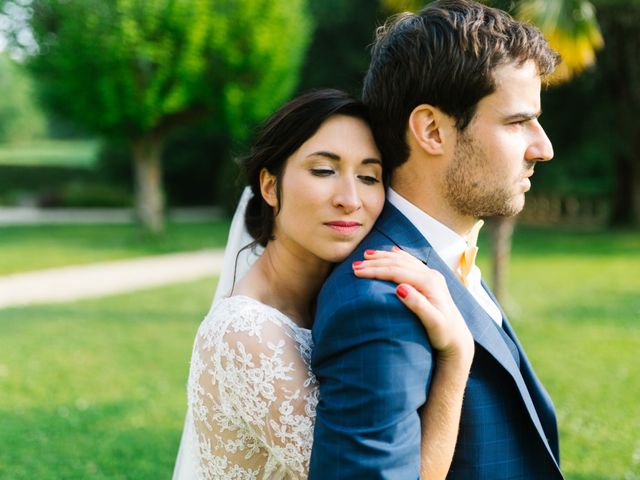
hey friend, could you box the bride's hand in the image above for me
[352,247,474,365]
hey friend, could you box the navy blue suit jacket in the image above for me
[309,202,563,479]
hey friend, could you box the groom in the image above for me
[310,1,564,478]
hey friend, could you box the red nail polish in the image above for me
[352,261,363,269]
[365,249,376,255]
[397,285,409,298]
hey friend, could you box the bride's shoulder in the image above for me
[197,295,292,344]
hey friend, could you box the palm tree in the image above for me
[517,0,603,84]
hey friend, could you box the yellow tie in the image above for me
[456,220,484,287]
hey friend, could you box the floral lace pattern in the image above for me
[185,295,318,479]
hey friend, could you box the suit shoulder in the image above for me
[321,229,397,296]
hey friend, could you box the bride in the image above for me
[173,89,473,479]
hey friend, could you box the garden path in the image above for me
[0,249,225,309]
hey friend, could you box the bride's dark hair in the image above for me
[240,89,379,247]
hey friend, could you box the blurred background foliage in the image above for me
[1,0,312,231]
[0,52,46,143]
[1,2,639,478]
[0,0,638,227]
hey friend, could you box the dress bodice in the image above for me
[183,295,318,479]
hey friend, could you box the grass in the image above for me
[0,279,215,479]
[0,226,638,478]
[0,221,231,275]
[0,139,99,167]
[478,226,640,479]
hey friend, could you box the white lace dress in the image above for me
[182,295,318,479]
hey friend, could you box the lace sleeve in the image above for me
[189,298,318,479]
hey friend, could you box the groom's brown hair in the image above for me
[362,0,559,172]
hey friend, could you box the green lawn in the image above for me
[0,226,638,479]
[0,279,214,479]
[0,221,231,275]
[479,227,640,479]
[0,140,99,167]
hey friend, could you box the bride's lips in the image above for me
[325,221,362,234]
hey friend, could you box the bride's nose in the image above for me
[332,177,362,213]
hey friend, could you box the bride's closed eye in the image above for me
[310,168,335,177]
[357,174,380,185]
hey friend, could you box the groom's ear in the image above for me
[407,104,452,156]
[259,168,278,208]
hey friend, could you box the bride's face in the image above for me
[261,114,385,263]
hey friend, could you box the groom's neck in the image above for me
[391,169,475,236]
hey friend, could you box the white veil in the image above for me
[211,185,263,303]
[172,186,262,479]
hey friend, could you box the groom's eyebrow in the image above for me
[503,110,542,123]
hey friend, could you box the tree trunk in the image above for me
[610,154,633,225]
[598,2,640,227]
[487,216,516,305]
[632,137,640,226]
[132,134,165,233]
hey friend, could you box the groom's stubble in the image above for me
[444,129,535,218]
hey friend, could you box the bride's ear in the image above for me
[259,168,278,208]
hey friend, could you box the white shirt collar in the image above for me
[386,188,502,325]
[387,188,468,271]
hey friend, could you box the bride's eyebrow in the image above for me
[363,158,382,167]
[307,151,340,161]
[307,152,382,166]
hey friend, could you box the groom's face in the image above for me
[443,60,554,218]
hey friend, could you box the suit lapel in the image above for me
[375,202,559,466]
[375,203,522,378]
[483,282,561,463]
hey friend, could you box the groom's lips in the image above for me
[325,221,362,234]
[520,169,534,190]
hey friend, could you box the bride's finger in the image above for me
[353,264,418,284]
[395,283,443,331]
[391,245,421,259]
[363,247,418,261]
[352,258,414,273]
[353,252,428,275]
[362,249,398,260]
[397,283,474,355]
[353,264,441,294]
[353,256,420,273]
[360,249,427,275]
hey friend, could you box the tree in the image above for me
[7,0,311,232]
[591,0,640,226]
[0,53,47,143]
[298,0,387,95]
[516,0,603,83]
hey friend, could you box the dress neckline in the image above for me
[221,294,312,333]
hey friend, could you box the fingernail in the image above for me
[352,261,363,269]
[365,249,376,255]
[396,285,409,299]
[391,246,400,252]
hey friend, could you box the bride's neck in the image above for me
[234,241,332,329]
